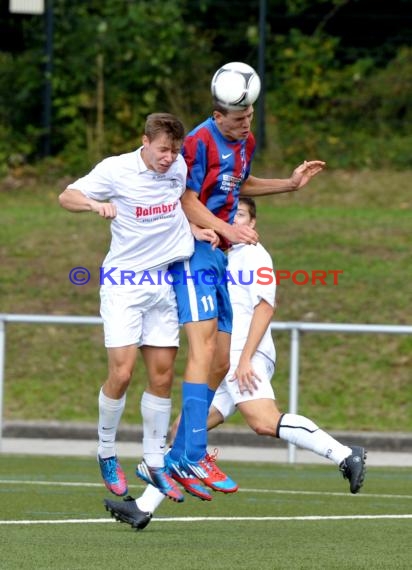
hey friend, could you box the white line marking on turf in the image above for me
[1,480,411,500]
[0,480,103,488]
[1,514,412,525]
[241,488,412,500]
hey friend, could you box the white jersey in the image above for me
[228,242,276,364]
[68,148,194,282]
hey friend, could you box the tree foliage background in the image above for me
[0,0,411,175]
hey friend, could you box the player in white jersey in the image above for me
[208,199,367,489]
[103,197,366,531]
[59,113,203,504]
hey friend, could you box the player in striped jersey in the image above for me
[164,101,325,495]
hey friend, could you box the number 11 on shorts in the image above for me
[200,295,215,312]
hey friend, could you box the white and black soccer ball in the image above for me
[211,61,261,110]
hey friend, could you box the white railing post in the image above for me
[0,317,6,451]
[288,326,300,463]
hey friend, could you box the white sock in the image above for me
[141,391,171,468]
[136,485,166,514]
[97,388,126,458]
[278,413,352,465]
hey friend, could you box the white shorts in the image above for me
[100,271,179,348]
[212,351,276,420]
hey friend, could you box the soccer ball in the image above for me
[211,61,261,110]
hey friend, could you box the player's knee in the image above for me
[188,336,216,367]
[203,334,218,358]
[150,374,173,398]
[109,367,133,391]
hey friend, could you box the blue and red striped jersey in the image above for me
[182,117,256,248]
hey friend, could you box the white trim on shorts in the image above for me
[183,258,199,321]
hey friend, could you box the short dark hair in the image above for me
[144,113,185,142]
[212,99,230,115]
[239,196,256,219]
[212,100,252,115]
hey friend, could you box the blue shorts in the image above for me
[170,240,233,333]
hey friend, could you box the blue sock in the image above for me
[207,387,215,409]
[170,384,215,463]
[181,382,208,462]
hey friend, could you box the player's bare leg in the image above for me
[98,345,137,496]
[208,330,231,391]
[135,346,184,502]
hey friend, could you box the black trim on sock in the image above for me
[276,413,286,438]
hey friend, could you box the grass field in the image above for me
[1,169,411,431]
[0,454,411,569]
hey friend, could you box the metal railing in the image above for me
[1,313,411,459]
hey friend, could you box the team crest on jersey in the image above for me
[151,173,179,189]
[169,178,180,188]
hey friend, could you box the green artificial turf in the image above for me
[0,454,411,569]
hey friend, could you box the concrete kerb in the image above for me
[3,420,412,452]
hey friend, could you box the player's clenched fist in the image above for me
[93,201,117,219]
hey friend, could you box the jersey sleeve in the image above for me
[175,155,188,198]
[67,157,116,200]
[250,246,276,309]
[182,135,208,195]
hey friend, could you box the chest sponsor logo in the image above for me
[220,174,241,193]
[136,200,178,220]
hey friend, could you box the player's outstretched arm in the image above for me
[58,188,117,219]
[240,160,326,197]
